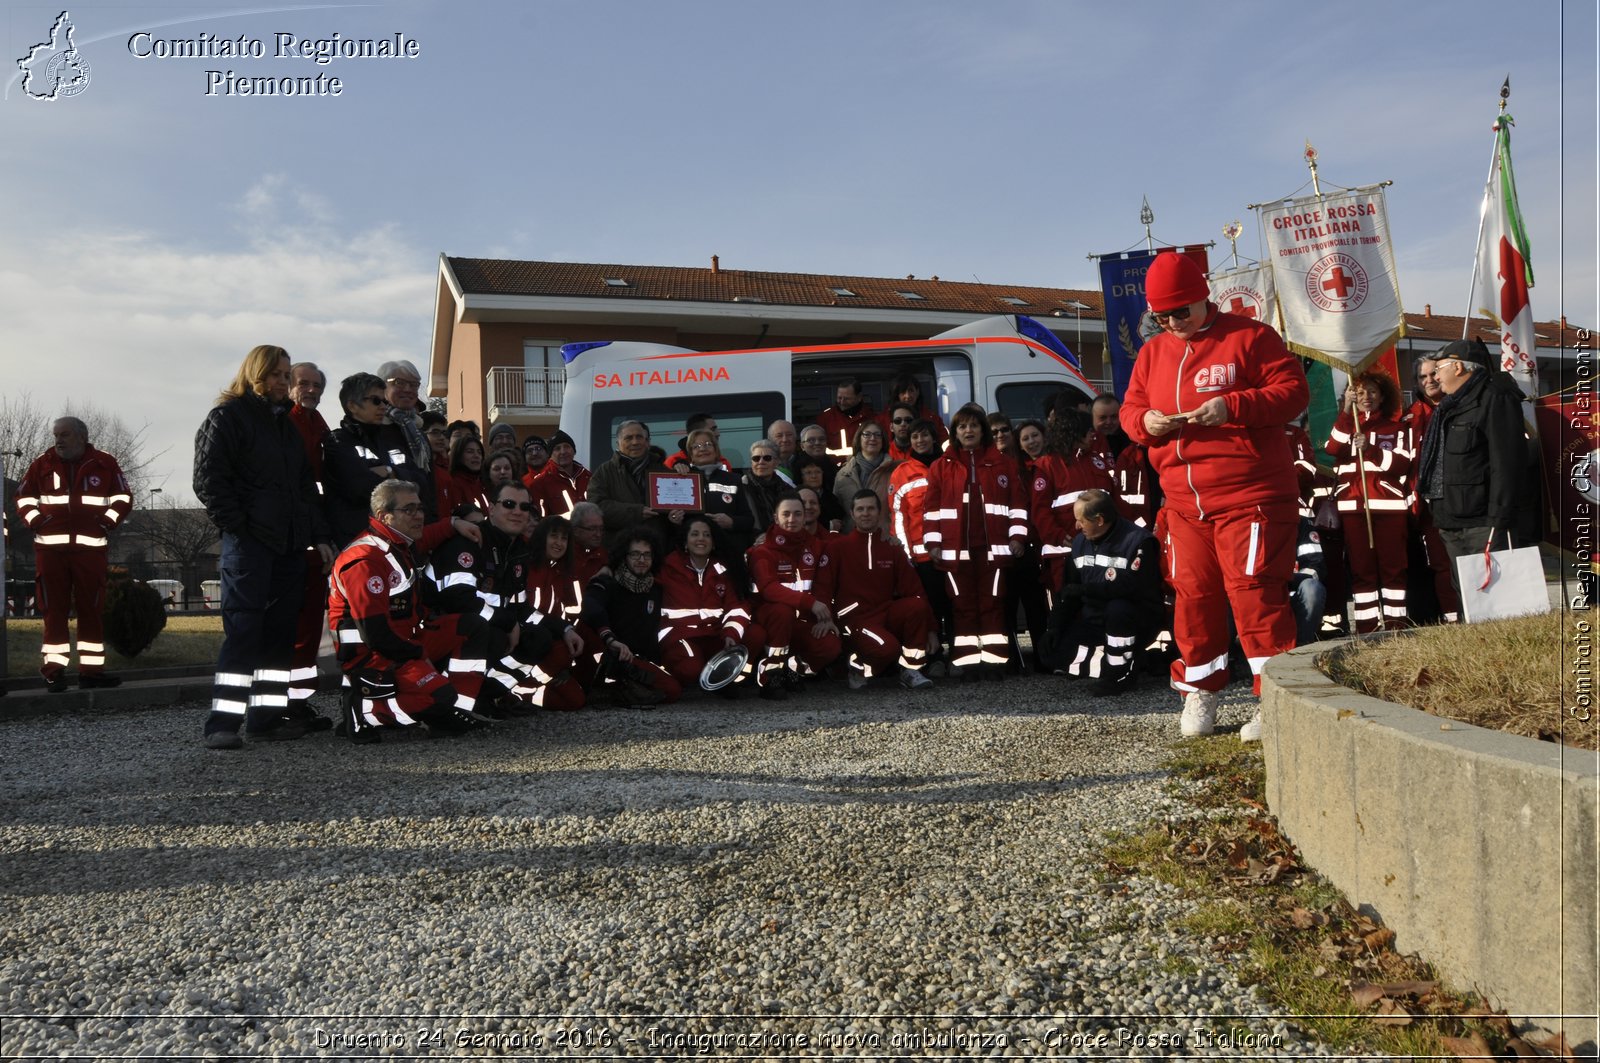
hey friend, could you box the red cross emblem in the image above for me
[1321,268,1355,299]
[1227,297,1258,319]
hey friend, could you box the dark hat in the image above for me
[522,433,548,450]
[546,430,574,451]
[1437,338,1493,371]
[1145,251,1210,313]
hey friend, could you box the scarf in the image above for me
[855,450,886,474]
[387,406,431,470]
[622,452,651,491]
[1415,371,1483,501]
[616,566,653,594]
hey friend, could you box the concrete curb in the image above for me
[0,666,341,721]
[1260,640,1599,1049]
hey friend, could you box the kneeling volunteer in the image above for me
[327,480,489,741]
[820,490,935,690]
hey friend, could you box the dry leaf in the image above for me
[1380,980,1439,998]
[1506,1038,1540,1058]
[1373,998,1413,1026]
[1363,926,1396,951]
[1337,708,1356,720]
[1350,982,1385,1007]
[1440,1032,1492,1058]
[1226,839,1249,869]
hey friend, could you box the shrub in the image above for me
[103,566,167,658]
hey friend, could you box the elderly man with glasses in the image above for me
[1414,339,1531,590]
[1119,251,1309,742]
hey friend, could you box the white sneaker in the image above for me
[1179,690,1220,736]
[847,670,869,691]
[1239,709,1263,743]
[899,668,933,690]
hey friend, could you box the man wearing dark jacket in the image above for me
[1047,489,1162,696]
[1415,338,1530,591]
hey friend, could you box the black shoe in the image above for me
[245,720,308,742]
[350,725,382,745]
[79,673,122,689]
[1093,665,1139,697]
[44,674,71,693]
[758,680,787,701]
[986,665,1005,683]
[203,730,243,750]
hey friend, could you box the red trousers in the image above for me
[346,657,458,729]
[1165,505,1296,695]
[660,625,767,688]
[753,602,841,681]
[945,562,1008,667]
[35,549,108,678]
[289,550,327,703]
[840,600,933,676]
[1341,510,1409,634]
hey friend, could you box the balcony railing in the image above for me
[487,366,566,412]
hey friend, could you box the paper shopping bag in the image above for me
[1456,546,1551,622]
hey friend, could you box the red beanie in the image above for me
[1145,252,1209,313]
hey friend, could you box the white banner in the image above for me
[1258,188,1405,372]
[1208,263,1280,332]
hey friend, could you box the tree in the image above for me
[0,393,162,503]
[122,495,222,602]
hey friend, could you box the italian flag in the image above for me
[1468,108,1538,399]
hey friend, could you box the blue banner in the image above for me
[1098,251,1156,399]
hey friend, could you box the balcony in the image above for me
[487,366,566,420]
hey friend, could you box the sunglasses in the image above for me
[750,454,775,463]
[496,499,536,512]
[362,395,390,407]
[1151,306,1193,323]
[891,417,914,425]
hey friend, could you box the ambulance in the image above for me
[559,314,1098,465]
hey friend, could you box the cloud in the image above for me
[0,174,434,502]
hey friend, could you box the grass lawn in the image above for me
[1327,609,1596,750]
[5,615,223,677]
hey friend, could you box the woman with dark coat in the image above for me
[193,344,332,748]
[322,372,431,546]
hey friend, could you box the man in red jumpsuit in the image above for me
[816,377,877,461]
[15,417,132,691]
[819,490,936,690]
[1119,251,1309,741]
[327,479,491,742]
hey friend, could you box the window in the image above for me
[995,380,1089,423]
[1001,296,1030,307]
[829,287,857,297]
[523,341,565,370]
[603,277,631,287]
[895,291,925,301]
[591,394,787,471]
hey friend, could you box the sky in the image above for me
[2,0,1596,503]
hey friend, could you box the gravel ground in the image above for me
[0,674,1353,1060]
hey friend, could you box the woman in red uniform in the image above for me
[524,515,585,708]
[657,515,765,697]
[922,403,1029,680]
[1326,369,1412,633]
[747,493,841,698]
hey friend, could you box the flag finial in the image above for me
[1304,140,1322,199]
[1499,75,1510,112]
[1140,195,1154,251]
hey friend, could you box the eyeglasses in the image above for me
[859,431,884,439]
[992,426,1013,435]
[425,427,447,437]
[749,454,775,463]
[1151,306,1193,323]
[626,550,653,560]
[575,522,603,532]
[691,441,716,450]
[362,395,389,407]
[496,499,535,512]
[386,378,419,389]
[392,504,424,516]
[891,417,914,425]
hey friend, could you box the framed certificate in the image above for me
[648,472,703,511]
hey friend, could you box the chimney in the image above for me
[906,274,915,280]
[711,254,720,274]
[931,275,939,282]
[1424,303,1432,318]
[1562,315,1569,331]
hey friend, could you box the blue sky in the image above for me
[2,0,1595,501]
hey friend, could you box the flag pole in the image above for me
[1140,196,1154,253]
[1462,77,1512,340]
[1305,141,1322,200]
